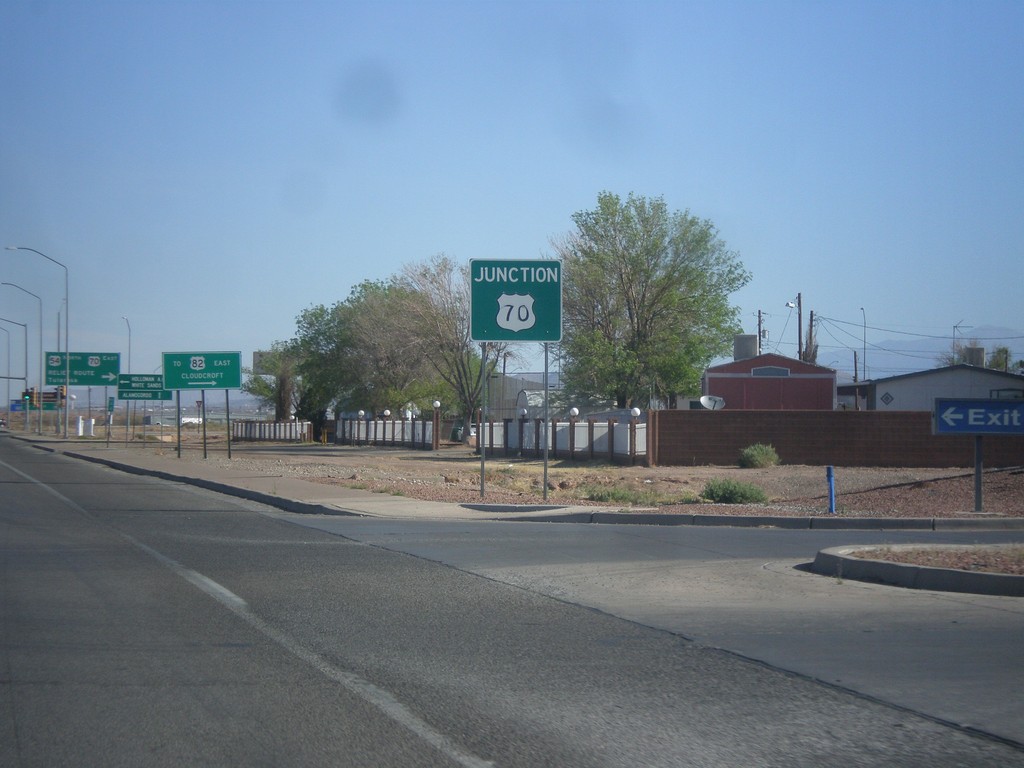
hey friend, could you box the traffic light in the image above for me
[22,390,30,407]
[31,388,40,408]
[58,385,67,402]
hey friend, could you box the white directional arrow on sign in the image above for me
[101,372,117,382]
[941,407,964,427]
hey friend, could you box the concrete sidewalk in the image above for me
[22,435,1024,531]
[35,438,602,521]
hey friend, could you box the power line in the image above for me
[816,315,1024,342]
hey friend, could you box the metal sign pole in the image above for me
[543,343,549,501]
[479,343,487,499]
[226,388,232,459]
[176,391,181,459]
[201,390,208,459]
[974,436,983,513]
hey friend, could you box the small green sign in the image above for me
[162,351,241,390]
[470,259,562,342]
[118,374,173,401]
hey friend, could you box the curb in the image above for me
[61,450,365,518]
[811,545,1024,597]
[30,440,1024,531]
[506,510,1024,531]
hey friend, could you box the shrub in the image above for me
[701,478,768,504]
[738,443,779,469]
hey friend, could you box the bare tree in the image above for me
[399,254,509,432]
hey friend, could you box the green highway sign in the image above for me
[470,259,562,342]
[162,351,241,390]
[46,352,120,386]
[118,374,173,401]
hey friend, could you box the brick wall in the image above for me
[648,410,1024,468]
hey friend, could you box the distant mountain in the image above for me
[864,325,1024,380]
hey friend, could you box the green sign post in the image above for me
[162,351,241,390]
[45,352,120,386]
[469,259,562,342]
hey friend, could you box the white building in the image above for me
[863,364,1023,411]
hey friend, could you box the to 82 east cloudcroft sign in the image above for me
[469,259,562,343]
[162,352,241,390]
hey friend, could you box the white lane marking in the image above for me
[1,457,494,768]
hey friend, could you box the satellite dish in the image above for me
[700,395,725,410]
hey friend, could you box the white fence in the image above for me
[478,417,646,464]
[232,420,312,442]
[337,415,439,450]
[231,415,643,461]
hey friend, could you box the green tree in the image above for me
[555,192,750,408]
[292,282,452,435]
[987,345,1018,372]
[293,301,352,433]
[242,341,300,421]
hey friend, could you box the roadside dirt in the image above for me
[203,441,1024,518]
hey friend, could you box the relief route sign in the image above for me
[933,398,1024,435]
[45,351,120,386]
[162,351,241,390]
[469,259,562,342]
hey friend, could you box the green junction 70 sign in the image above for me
[162,351,241,390]
[469,259,562,342]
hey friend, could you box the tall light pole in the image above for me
[860,307,867,381]
[785,293,802,359]
[2,282,44,433]
[122,316,132,438]
[0,318,28,426]
[0,326,8,425]
[6,246,70,438]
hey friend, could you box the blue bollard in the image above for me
[826,465,836,514]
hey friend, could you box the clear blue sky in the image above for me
[2,0,1021,391]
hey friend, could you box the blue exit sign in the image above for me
[933,398,1024,435]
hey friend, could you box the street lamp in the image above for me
[2,282,44,433]
[6,246,70,438]
[785,293,803,359]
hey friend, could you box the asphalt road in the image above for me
[2,435,1022,766]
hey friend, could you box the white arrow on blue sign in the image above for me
[933,398,1024,435]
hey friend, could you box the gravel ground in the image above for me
[852,545,1024,576]
[191,442,1024,518]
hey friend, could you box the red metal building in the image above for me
[702,353,837,410]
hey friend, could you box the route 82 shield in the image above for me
[496,293,536,333]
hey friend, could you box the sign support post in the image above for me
[176,391,182,459]
[974,436,983,513]
[933,398,1024,514]
[479,344,486,498]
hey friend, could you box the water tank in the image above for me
[733,334,758,361]
[964,347,985,367]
